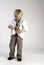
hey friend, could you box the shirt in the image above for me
[9,19,28,39]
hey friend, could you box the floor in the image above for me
[0,46,44,65]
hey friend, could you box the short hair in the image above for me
[14,9,23,18]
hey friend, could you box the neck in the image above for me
[15,19,20,22]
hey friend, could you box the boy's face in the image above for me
[15,14,22,21]
[15,17,21,21]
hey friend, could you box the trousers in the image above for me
[9,35,23,59]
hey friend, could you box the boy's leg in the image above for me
[17,36,23,61]
[9,35,16,58]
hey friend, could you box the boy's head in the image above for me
[14,9,23,21]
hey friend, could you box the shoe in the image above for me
[8,57,14,60]
[17,58,22,61]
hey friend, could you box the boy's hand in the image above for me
[15,30,23,34]
[18,30,25,34]
[8,25,14,29]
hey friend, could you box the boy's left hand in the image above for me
[18,30,25,34]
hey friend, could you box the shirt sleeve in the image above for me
[22,20,28,31]
[9,19,16,28]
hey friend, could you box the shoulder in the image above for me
[21,19,27,25]
[10,19,16,24]
[11,19,15,23]
[8,19,16,26]
[21,19,26,24]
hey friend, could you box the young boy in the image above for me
[8,9,28,61]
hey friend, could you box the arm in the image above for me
[18,20,28,34]
[8,20,15,29]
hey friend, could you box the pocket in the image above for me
[18,36,23,40]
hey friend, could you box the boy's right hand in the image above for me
[8,25,14,29]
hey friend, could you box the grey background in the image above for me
[0,0,44,54]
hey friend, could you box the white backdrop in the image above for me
[0,0,44,54]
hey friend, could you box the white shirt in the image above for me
[9,19,28,39]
